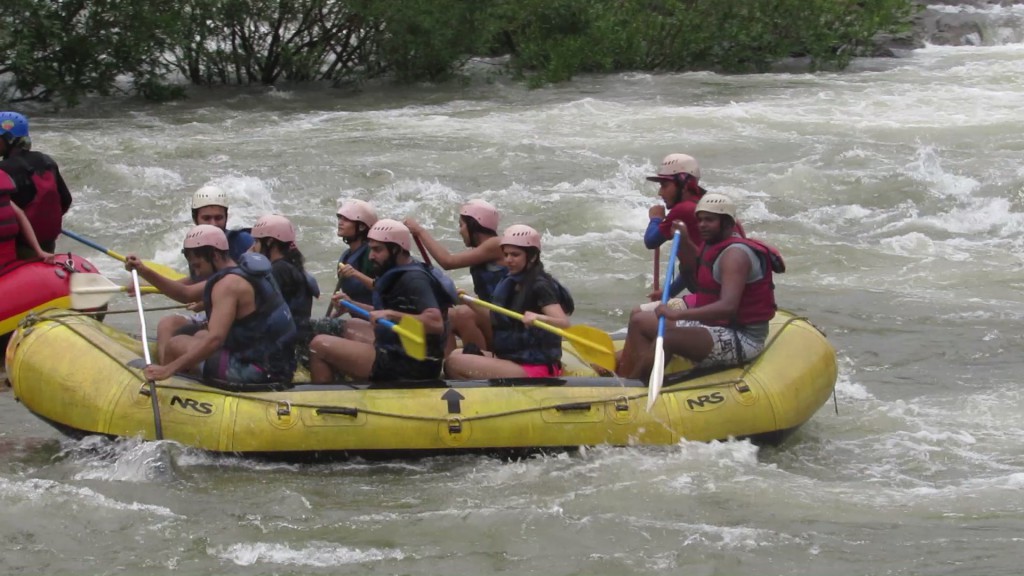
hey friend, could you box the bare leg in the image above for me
[342,318,375,344]
[309,334,376,383]
[444,350,528,379]
[448,304,487,355]
[161,332,205,375]
[616,307,659,379]
[156,315,190,363]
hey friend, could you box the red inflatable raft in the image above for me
[0,253,101,336]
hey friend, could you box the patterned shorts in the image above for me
[294,317,348,368]
[201,349,270,384]
[672,320,765,369]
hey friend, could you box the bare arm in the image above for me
[150,277,237,378]
[406,219,503,270]
[661,247,751,323]
[125,255,204,303]
[524,302,570,329]
[11,204,53,260]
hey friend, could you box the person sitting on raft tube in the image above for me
[131,225,297,385]
[642,153,744,307]
[249,214,319,336]
[617,194,778,380]
[0,170,54,271]
[143,185,256,361]
[296,199,380,368]
[405,199,507,355]
[332,199,378,308]
[0,111,73,257]
[308,219,453,383]
[444,224,574,380]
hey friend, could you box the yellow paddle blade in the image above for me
[393,314,427,361]
[564,324,616,373]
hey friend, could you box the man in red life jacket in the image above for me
[642,153,745,305]
[618,193,777,380]
[0,171,54,271]
[0,112,73,256]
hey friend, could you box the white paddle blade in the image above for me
[647,336,665,412]
[69,273,122,310]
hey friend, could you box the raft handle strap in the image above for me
[555,402,593,412]
[315,406,359,418]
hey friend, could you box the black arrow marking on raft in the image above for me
[442,389,464,414]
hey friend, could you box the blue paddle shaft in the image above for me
[656,230,683,338]
[339,298,397,329]
[61,229,109,254]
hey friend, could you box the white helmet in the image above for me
[647,153,701,182]
[192,186,229,210]
[695,193,736,220]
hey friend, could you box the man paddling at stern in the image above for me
[617,194,778,380]
[127,225,297,385]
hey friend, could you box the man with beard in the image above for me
[308,219,452,382]
[128,225,296,385]
[129,185,253,362]
[617,194,778,380]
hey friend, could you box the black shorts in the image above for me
[370,347,442,382]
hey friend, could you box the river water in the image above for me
[4,6,1024,575]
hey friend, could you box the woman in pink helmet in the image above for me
[405,199,507,354]
[444,224,574,380]
[250,214,319,328]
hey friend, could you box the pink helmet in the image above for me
[337,199,378,227]
[501,224,542,250]
[183,224,229,251]
[459,199,499,232]
[251,214,296,243]
[368,218,412,251]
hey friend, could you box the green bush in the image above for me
[0,0,915,106]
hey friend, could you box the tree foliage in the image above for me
[0,0,915,107]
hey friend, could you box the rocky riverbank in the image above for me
[888,0,1024,51]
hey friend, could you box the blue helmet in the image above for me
[0,112,29,140]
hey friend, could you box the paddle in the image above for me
[653,246,660,293]
[337,299,427,360]
[131,269,163,440]
[62,229,186,281]
[459,293,616,373]
[70,273,161,309]
[414,236,433,266]
[648,230,682,411]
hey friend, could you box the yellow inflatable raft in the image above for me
[5,309,837,458]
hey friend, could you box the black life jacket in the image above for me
[490,270,574,366]
[203,252,297,382]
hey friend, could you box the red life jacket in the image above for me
[693,236,779,326]
[0,171,19,269]
[9,154,62,244]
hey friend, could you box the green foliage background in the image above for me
[0,0,914,107]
